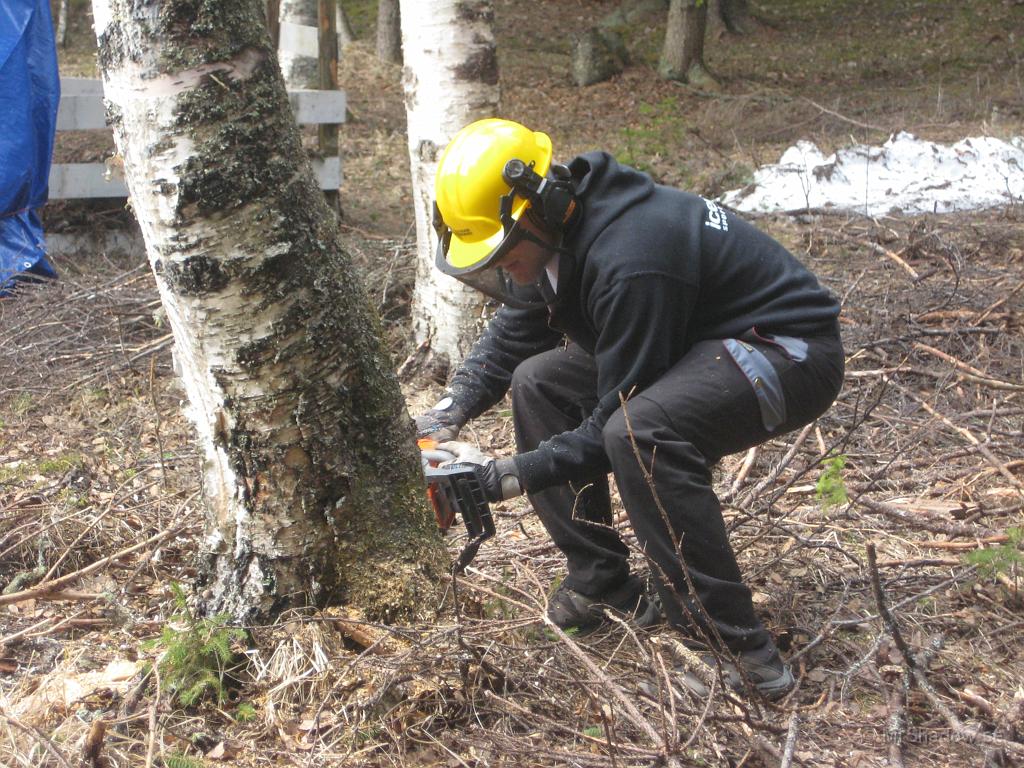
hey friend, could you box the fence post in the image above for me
[266,0,281,49]
[318,0,340,214]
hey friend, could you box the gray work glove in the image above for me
[438,440,523,503]
[420,446,456,470]
[414,396,467,443]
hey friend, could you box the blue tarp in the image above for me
[0,0,59,295]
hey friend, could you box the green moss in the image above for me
[615,96,691,180]
[38,453,83,475]
[84,388,109,405]
[816,455,849,510]
[0,466,25,484]
[57,487,90,509]
[341,0,377,39]
[10,392,34,415]
[0,453,84,485]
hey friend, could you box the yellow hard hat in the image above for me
[434,118,553,269]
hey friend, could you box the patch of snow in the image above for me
[720,131,1024,216]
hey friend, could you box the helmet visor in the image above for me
[433,212,549,310]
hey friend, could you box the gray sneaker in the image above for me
[644,640,795,701]
[547,576,662,635]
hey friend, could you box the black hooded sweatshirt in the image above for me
[444,152,841,492]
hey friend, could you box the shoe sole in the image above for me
[643,661,795,702]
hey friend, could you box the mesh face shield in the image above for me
[433,193,555,311]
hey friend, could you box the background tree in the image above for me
[266,0,281,48]
[274,0,352,85]
[89,0,448,622]
[399,0,500,375]
[715,0,753,34]
[659,0,716,87]
[278,0,319,87]
[376,0,401,64]
[337,1,355,48]
[56,0,70,47]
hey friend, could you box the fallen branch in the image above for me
[0,713,75,768]
[736,423,815,510]
[800,96,889,132]
[878,656,906,768]
[10,589,103,602]
[920,538,1009,551]
[481,689,655,758]
[912,342,1024,392]
[724,447,758,500]
[871,243,920,281]
[875,557,961,568]
[973,278,1024,325]
[0,524,185,607]
[866,543,1024,758]
[0,615,58,646]
[885,377,1024,498]
[82,719,108,768]
[144,664,161,768]
[779,712,800,768]
[858,497,997,539]
[542,616,672,760]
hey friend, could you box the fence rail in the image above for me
[51,77,346,200]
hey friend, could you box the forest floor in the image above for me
[2,1,1024,766]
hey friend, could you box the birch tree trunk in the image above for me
[400,0,499,376]
[337,2,355,48]
[278,0,319,88]
[57,0,70,48]
[90,0,448,622]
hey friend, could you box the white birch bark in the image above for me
[90,0,446,622]
[276,0,352,62]
[57,0,70,48]
[278,0,319,88]
[337,3,355,48]
[399,0,499,374]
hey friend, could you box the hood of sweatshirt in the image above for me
[565,152,656,257]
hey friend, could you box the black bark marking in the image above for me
[453,46,499,85]
[455,1,494,25]
[165,254,230,294]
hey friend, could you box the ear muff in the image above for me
[501,159,580,233]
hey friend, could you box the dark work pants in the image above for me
[510,332,844,651]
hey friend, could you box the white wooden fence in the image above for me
[51,77,345,199]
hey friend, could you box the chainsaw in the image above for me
[417,437,495,573]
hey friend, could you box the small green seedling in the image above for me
[964,527,1023,585]
[164,753,205,768]
[816,455,849,509]
[144,583,247,707]
[235,701,258,723]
